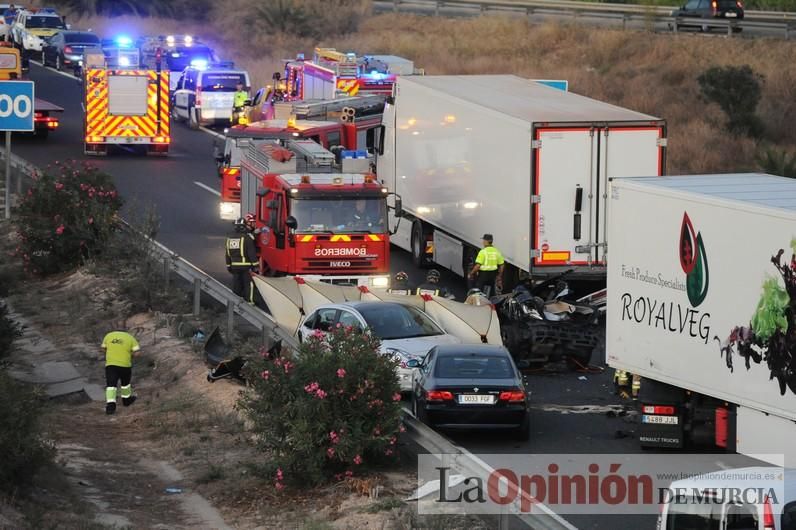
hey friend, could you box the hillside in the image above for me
[71,11,796,175]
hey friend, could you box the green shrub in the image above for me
[757,146,796,178]
[15,161,123,276]
[0,372,53,494]
[0,302,23,362]
[239,325,403,487]
[697,65,765,138]
[249,0,371,38]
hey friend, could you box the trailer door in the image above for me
[597,126,664,262]
[533,128,597,268]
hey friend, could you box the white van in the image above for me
[659,467,796,530]
[171,65,250,129]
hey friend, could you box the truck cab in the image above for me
[215,118,379,220]
[241,139,392,288]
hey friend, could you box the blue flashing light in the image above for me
[171,52,180,58]
[364,71,387,81]
[118,56,130,67]
[342,150,368,159]
[190,58,208,69]
[115,35,133,48]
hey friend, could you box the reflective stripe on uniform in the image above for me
[226,237,254,266]
[120,384,132,399]
[475,246,504,271]
[416,288,439,296]
[106,387,117,403]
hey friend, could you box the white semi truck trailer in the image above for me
[377,75,666,286]
[607,174,796,465]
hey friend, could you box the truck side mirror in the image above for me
[393,196,403,218]
[376,124,386,156]
[285,216,298,230]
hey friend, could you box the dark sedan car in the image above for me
[671,0,744,32]
[41,30,100,70]
[409,344,530,440]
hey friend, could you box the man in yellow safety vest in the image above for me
[468,233,505,297]
[101,330,141,415]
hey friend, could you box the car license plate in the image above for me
[642,414,679,425]
[726,12,737,16]
[458,394,495,405]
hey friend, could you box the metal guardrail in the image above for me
[2,148,572,529]
[383,0,795,38]
[403,408,575,530]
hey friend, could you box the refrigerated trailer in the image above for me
[377,75,666,284]
[606,174,796,465]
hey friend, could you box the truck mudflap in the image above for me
[638,404,685,449]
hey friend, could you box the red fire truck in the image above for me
[215,97,383,220]
[239,139,394,287]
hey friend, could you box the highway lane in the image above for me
[20,63,769,530]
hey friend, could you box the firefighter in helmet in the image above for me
[225,217,258,304]
[415,269,452,298]
[388,271,411,295]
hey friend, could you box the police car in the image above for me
[171,63,250,129]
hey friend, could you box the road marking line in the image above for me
[194,181,220,196]
[31,60,78,80]
[199,126,225,139]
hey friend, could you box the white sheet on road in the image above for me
[252,275,503,346]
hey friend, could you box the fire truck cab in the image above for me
[240,139,395,288]
[215,113,381,220]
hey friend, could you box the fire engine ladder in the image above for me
[286,139,337,173]
[314,47,358,78]
[291,95,386,121]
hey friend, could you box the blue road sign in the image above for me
[0,81,34,132]
[533,79,568,92]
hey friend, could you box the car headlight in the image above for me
[384,348,420,369]
[369,276,389,288]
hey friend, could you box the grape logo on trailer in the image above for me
[679,212,709,307]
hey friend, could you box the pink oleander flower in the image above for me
[345,470,353,478]
[353,455,362,465]
[327,447,335,458]
[261,370,270,380]
[392,393,401,402]
[55,224,65,235]
[304,382,320,394]
[275,482,284,491]
[336,368,346,378]
[315,389,327,399]
[390,436,397,446]
[276,468,283,481]
[54,182,63,190]
[399,425,406,433]
[329,431,339,444]
[385,449,394,456]
[282,360,293,373]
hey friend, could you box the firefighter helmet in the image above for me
[395,271,408,282]
[426,269,441,283]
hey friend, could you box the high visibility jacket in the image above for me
[416,283,440,296]
[101,331,139,368]
[226,232,257,268]
[233,91,248,108]
[475,245,504,271]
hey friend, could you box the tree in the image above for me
[697,65,765,138]
[756,146,796,179]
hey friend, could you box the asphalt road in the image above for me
[373,0,793,39]
[19,63,766,530]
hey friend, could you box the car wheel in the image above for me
[170,101,182,123]
[513,414,530,442]
[55,54,61,70]
[189,105,199,130]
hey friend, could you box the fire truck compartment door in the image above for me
[108,75,148,116]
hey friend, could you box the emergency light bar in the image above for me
[115,36,132,47]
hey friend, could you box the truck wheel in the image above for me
[411,220,430,268]
[189,106,199,130]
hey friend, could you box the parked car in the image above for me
[41,30,100,70]
[171,65,250,129]
[658,466,796,530]
[409,344,531,440]
[670,0,744,32]
[297,301,461,392]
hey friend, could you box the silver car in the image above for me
[297,301,461,392]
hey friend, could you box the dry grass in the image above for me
[56,9,796,174]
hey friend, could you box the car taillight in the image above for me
[426,390,454,402]
[763,495,775,530]
[498,390,526,402]
[64,46,73,53]
[642,405,676,415]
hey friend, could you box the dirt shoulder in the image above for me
[0,238,493,530]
